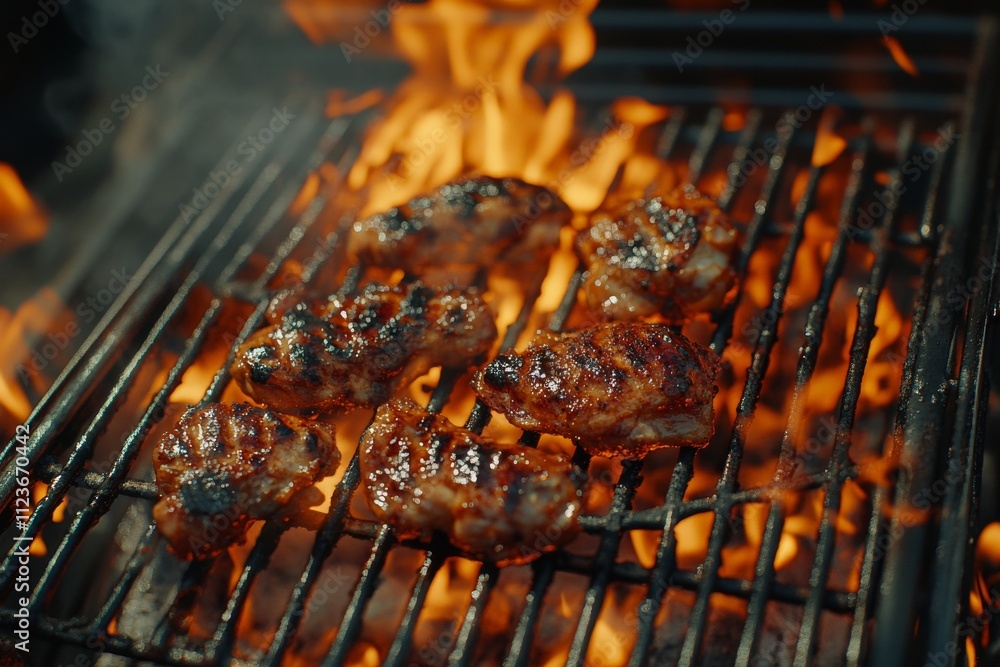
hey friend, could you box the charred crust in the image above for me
[281,306,317,331]
[244,346,276,381]
[482,355,523,388]
[399,284,431,317]
[288,343,322,384]
[178,469,238,516]
[303,431,320,455]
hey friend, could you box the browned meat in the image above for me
[359,397,586,565]
[472,323,720,457]
[231,281,497,412]
[152,403,339,560]
[347,175,569,279]
[576,186,738,323]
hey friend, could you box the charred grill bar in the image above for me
[2,8,999,667]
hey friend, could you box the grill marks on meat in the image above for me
[347,175,570,279]
[152,403,339,560]
[231,281,497,412]
[576,186,738,323]
[360,398,586,565]
[473,323,721,457]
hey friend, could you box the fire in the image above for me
[336,0,601,214]
[111,0,935,661]
[326,89,385,118]
[972,522,1000,655]
[0,163,47,253]
[882,36,920,77]
[811,109,847,168]
[0,289,70,437]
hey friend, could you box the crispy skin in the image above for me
[576,186,738,323]
[360,398,586,565]
[347,175,569,278]
[473,324,720,457]
[152,403,339,560]
[231,282,497,412]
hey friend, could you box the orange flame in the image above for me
[0,289,69,435]
[882,36,919,77]
[0,163,47,253]
[811,109,847,168]
[339,0,600,214]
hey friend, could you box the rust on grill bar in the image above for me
[1,4,999,667]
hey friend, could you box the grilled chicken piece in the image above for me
[347,175,569,279]
[473,323,720,457]
[152,403,339,560]
[576,186,738,323]
[360,398,586,565]
[232,281,497,412]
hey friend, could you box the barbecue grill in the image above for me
[1,3,998,666]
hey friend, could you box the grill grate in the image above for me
[3,11,1000,667]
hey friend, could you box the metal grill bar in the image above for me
[2,18,994,661]
[0,105,330,594]
[872,20,999,665]
[0,106,964,667]
[25,116,354,615]
[793,120,916,666]
[732,123,875,667]
[0,108,292,511]
[561,108,735,667]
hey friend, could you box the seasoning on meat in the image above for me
[348,175,570,278]
[360,397,586,565]
[232,281,497,412]
[576,186,738,322]
[152,402,339,559]
[473,323,721,457]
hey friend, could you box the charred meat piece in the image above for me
[473,323,720,457]
[576,186,738,322]
[348,175,569,278]
[152,403,339,560]
[232,281,496,412]
[360,397,586,565]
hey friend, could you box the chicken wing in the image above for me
[348,175,570,280]
[576,186,738,323]
[152,402,339,559]
[360,397,586,565]
[473,323,720,457]
[231,281,497,412]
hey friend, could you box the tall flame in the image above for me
[337,0,601,213]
